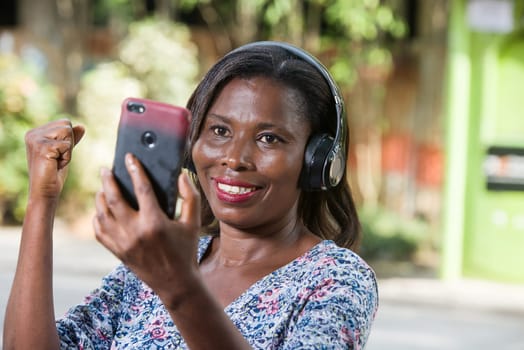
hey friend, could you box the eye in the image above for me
[211,125,229,137]
[258,133,282,144]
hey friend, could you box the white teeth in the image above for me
[217,183,256,195]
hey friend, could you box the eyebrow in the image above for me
[206,113,229,123]
[207,113,278,129]
[207,113,297,139]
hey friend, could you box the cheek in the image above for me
[191,139,220,170]
[191,142,212,197]
[261,150,305,183]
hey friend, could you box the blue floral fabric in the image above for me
[56,236,378,349]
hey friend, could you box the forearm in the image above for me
[3,197,60,350]
[164,277,252,350]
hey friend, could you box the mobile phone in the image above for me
[112,97,190,218]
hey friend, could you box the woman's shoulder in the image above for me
[298,240,377,289]
[305,240,374,270]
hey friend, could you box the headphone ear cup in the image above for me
[300,133,335,191]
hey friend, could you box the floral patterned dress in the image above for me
[56,236,378,349]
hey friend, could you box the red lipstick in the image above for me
[213,177,260,203]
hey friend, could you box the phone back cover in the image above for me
[113,98,190,218]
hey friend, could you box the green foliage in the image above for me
[119,19,200,103]
[180,0,211,9]
[92,0,146,26]
[359,205,429,261]
[324,0,405,41]
[0,54,64,222]
[321,0,407,87]
[176,0,406,89]
[264,0,296,26]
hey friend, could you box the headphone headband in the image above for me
[228,41,347,190]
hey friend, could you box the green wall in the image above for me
[442,0,524,283]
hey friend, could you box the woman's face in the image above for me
[192,77,311,231]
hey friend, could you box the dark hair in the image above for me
[185,43,361,250]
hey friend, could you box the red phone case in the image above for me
[112,97,190,218]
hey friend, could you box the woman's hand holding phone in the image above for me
[95,97,201,307]
[94,153,202,308]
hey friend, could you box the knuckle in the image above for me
[95,211,108,223]
[106,196,120,209]
[24,130,33,143]
[135,182,153,197]
[24,130,39,148]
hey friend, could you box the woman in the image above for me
[4,41,378,349]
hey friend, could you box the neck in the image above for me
[211,219,308,267]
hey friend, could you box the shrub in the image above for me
[0,53,66,223]
[358,205,429,261]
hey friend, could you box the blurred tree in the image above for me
[178,0,406,89]
[67,19,199,221]
[176,0,408,219]
[88,0,405,89]
[10,0,413,223]
[53,0,89,112]
[56,0,407,226]
[36,0,406,107]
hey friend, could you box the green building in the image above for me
[442,0,524,283]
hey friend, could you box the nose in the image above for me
[221,136,255,171]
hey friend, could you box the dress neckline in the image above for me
[197,235,333,310]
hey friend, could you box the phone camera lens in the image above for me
[127,102,146,114]
[142,131,157,148]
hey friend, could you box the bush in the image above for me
[0,53,66,223]
[358,205,429,261]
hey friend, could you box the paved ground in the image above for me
[1,224,523,348]
[367,278,524,349]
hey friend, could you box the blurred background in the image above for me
[0,0,523,348]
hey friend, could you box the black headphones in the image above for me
[190,41,348,191]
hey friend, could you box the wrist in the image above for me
[24,195,59,228]
[159,269,205,311]
[27,189,60,207]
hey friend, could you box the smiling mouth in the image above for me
[217,183,257,195]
